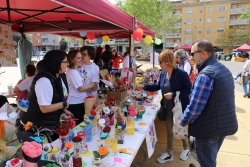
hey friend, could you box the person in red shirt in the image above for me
[112,49,123,71]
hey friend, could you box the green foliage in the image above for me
[93,151,100,159]
[12,33,32,43]
[240,4,250,24]
[215,26,250,50]
[115,0,180,38]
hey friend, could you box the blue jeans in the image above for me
[243,74,250,95]
[195,136,225,167]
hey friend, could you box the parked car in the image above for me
[232,51,242,57]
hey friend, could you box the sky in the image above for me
[108,0,115,4]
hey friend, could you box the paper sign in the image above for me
[146,120,157,158]
[0,23,17,67]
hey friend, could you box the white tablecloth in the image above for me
[52,92,162,167]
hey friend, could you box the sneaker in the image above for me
[157,153,174,163]
[180,149,190,161]
[189,163,196,167]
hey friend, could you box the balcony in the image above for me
[42,34,49,38]
[230,8,246,15]
[229,19,248,26]
[165,43,174,48]
[166,33,181,38]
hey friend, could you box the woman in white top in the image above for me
[13,64,36,94]
[78,46,99,97]
[242,60,250,98]
[174,49,192,75]
[66,50,97,125]
[122,52,130,69]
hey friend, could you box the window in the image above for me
[208,7,212,12]
[231,5,237,9]
[185,19,193,24]
[198,29,202,33]
[36,40,40,43]
[217,28,225,32]
[36,34,40,36]
[53,40,55,43]
[207,18,211,22]
[207,28,210,33]
[186,9,193,14]
[198,19,202,23]
[185,39,192,44]
[218,6,226,11]
[218,17,226,22]
[185,29,192,34]
[199,8,203,13]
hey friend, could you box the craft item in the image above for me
[126,116,135,135]
[22,141,43,167]
[77,131,88,153]
[72,136,82,167]
[83,122,92,142]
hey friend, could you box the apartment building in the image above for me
[167,0,250,52]
[31,33,61,52]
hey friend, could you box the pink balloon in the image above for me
[87,32,95,40]
[133,31,143,41]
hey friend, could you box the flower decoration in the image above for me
[86,95,95,98]
[23,121,33,131]
[90,110,97,116]
[61,142,74,164]
[10,158,19,166]
[72,136,82,143]
[93,145,109,160]
[93,103,98,109]
[22,141,43,158]
[103,127,111,133]
[65,142,73,149]
[104,101,109,106]
[55,114,76,136]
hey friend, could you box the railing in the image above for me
[166,33,181,38]
[165,43,174,47]
[230,8,246,14]
[229,19,248,25]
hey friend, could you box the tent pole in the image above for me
[153,43,155,67]
[129,32,132,69]
[6,0,11,22]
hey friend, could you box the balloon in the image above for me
[155,38,162,45]
[144,35,152,44]
[79,32,87,37]
[132,31,143,41]
[136,28,144,35]
[102,35,110,42]
[87,32,95,40]
[96,38,103,44]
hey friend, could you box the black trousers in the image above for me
[68,103,85,125]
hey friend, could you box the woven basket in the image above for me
[106,90,127,102]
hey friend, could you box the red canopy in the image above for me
[0,0,155,38]
[233,43,250,51]
[180,44,191,50]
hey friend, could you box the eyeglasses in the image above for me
[190,50,208,56]
[61,61,68,64]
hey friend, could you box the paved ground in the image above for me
[1,58,249,166]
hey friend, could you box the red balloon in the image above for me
[86,39,90,44]
[132,31,143,41]
[87,32,95,40]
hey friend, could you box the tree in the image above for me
[215,26,250,51]
[115,0,180,57]
[59,38,68,52]
[240,4,250,24]
[115,0,179,38]
[12,33,32,44]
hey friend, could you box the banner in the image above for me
[146,120,157,158]
[0,23,17,67]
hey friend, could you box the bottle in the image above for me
[126,116,135,135]
[68,129,74,141]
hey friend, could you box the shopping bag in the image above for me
[172,91,188,139]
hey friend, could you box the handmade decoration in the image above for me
[84,95,97,115]
[76,131,88,154]
[59,142,73,167]
[22,141,43,167]
[72,136,82,167]
[5,158,23,167]
[92,145,109,167]
[17,99,29,112]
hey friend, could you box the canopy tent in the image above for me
[233,43,250,51]
[0,0,155,38]
[180,44,191,51]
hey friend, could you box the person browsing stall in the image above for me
[143,49,192,164]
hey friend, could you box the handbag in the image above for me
[243,69,249,77]
[157,99,167,121]
[239,77,243,85]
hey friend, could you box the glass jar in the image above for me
[126,116,135,135]
[77,131,88,153]
[83,122,92,142]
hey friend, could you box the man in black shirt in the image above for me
[102,45,113,73]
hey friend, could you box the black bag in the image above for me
[157,99,167,121]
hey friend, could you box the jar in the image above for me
[83,122,92,142]
[77,131,88,153]
[126,116,135,135]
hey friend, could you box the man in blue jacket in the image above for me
[180,39,238,167]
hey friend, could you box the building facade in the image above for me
[30,33,61,53]
[167,0,250,52]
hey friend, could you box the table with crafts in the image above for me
[51,92,162,167]
[0,91,17,98]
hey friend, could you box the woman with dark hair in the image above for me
[66,50,97,124]
[78,46,99,99]
[94,46,103,70]
[19,50,73,140]
[112,49,123,71]
[13,64,36,94]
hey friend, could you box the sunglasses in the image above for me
[190,50,208,56]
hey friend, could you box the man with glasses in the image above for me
[179,39,238,167]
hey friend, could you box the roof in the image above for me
[0,0,155,38]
